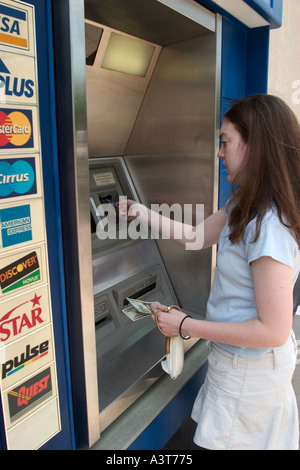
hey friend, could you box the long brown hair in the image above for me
[224,94,300,247]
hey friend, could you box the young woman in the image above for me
[118,95,300,450]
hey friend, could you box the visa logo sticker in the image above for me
[0,108,33,149]
[0,204,32,248]
[0,157,37,199]
[0,2,29,51]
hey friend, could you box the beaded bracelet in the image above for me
[179,315,192,340]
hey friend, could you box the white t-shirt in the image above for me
[206,206,300,357]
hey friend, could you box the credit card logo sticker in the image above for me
[0,2,29,50]
[0,204,32,248]
[0,109,33,149]
[0,158,36,199]
[7,367,52,423]
[0,292,44,344]
[0,251,40,294]
[2,340,49,381]
[0,58,35,101]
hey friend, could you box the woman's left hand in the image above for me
[151,302,187,337]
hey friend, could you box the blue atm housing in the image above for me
[0,0,282,450]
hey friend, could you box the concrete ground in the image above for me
[164,314,300,450]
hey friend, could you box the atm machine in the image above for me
[84,0,220,433]
[53,0,221,446]
[89,156,179,429]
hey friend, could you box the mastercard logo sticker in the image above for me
[0,109,34,149]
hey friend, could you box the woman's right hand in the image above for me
[116,199,145,221]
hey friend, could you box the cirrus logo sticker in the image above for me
[0,157,37,199]
[0,108,33,149]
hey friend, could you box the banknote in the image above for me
[122,306,149,321]
[127,298,155,313]
[122,298,157,321]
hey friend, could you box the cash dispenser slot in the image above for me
[113,268,161,310]
[122,281,156,307]
[95,265,171,361]
[94,265,176,426]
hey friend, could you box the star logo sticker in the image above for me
[30,293,42,308]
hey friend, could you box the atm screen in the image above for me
[89,158,141,254]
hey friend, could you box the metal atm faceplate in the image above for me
[89,158,179,427]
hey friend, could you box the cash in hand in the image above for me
[122,298,157,321]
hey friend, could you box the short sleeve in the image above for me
[244,214,298,268]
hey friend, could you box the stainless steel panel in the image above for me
[86,24,162,157]
[88,157,180,431]
[124,27,221,314]
[124,154,214,314]
[54,0,221,445]
[52,0,100,447]
[83,2,221,431]
[125,34,217,158]
[84,0,215,46]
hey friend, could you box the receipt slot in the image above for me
[89,157,178,430]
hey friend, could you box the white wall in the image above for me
[268,0,300,121]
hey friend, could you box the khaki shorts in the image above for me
[192,333,299,450]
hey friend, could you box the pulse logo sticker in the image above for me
[0,108,33,149]
[0,251,40,294]
[0,204,32,248]
[0,158,37,199]
[2,340,49,380]
[0,2,29,50]
[2,339,49,380]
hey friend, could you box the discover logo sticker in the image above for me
[0,250,40,294]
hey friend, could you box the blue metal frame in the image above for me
[219,17,270,208]
[0,0,282,451]
[196,0,282,29]
[23,0,75,450]
[243,0,282,28]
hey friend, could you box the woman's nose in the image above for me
[217,145,224,159]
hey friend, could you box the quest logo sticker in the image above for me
[0,157,37,199]
[7,367,53,423]
[0,109,33,149]
[0,204,32,248]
